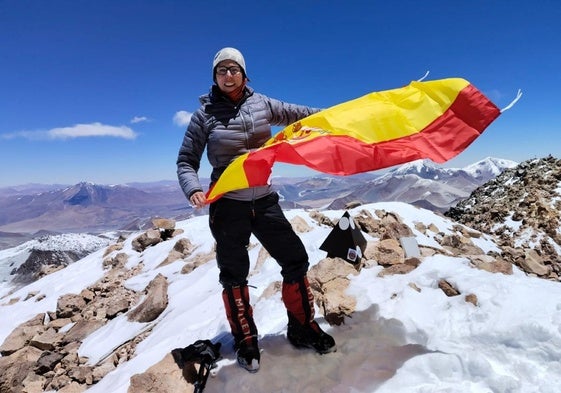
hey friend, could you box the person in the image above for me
[177,47,336,373]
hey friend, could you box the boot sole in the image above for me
[288,339,337,354]
[237,357,260,373]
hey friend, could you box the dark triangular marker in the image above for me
[319,211,367,265]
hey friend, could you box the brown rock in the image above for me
[519,249,550,276]
[67,365,94,384]
[408,282,422,292]
[29,328,63,351]
[106,298,131,319]
[471,255,513,275]
[92,359,117,383]
[127,273,169,323]
[21,372,46,393]
[308,258,358,325]
[438,279,460,297]
[103,252,129,269]
[62,320,106,344]
[373,239,405,266]
[0,314,45,356]
[103,242,124,257]
[35,351,65,375]
[159,250,184,267]
[378,263,416,277]
[173,238,195,255]
[290,215,313,233]
[57,294,87,319]
[152,218,176,231]
[465,293,478,306]
[132,229,162,252]
[0,346,43,393]
[128,352,193,393]
[57,381,87,393]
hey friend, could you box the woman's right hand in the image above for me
[189,191,207,209]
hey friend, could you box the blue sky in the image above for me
[1,0,560,187]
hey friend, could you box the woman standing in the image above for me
[177,47,336,373]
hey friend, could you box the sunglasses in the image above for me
[216,66,242,76]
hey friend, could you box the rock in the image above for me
[439,234,484,256]
[21,372,46,393]
[378,263,416,277]
[103,252,128,269]
[309,210,334,227]
[308,258,358,325]
[103,242,123,257]
[57,381,87,393]
[446,156,561,279]
[159,238,196,267]
[92,360,116,383]
[128,274,169,323]
[173,238,195,255]
[35,351,65,375]
[132,229,163,252]
[29,328,63,351]
[372,239,405,266]
[345,201,362,209]
[180,252,215,275]
[106,297,131,319]
[62,320,105,345]
[519,249,550,276]
[152,218,176,231]
[471,255,513,275]
[438,279,460,297]
[0,314,45,356]
[128,352,192,393]
[57,294,87,319]
[0,346,43,393]
[259,281,282,300]
[67,365,94,384]
[465,293,478,306]
[382,221,414,240]
[290,215,313,233]
[408,283,421,292]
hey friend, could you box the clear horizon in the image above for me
[1,1,560,187]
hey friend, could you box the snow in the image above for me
[463,158,518,177]
[493,212,523,234]
[1,202,561,392]
[0,233,112,286]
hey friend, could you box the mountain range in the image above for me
[0,157,517,250]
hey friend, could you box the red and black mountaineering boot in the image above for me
[282,276,336,354]
[222,285,260,372]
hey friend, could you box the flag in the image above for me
[206,78,501,203]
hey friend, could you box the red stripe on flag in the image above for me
[240,83,500,183]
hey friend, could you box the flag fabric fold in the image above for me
[206,78,501,203]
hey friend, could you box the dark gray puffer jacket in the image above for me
[177,85,319,202]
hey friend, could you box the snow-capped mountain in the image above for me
[0,233,114,286]
[0,158,517,246]
[463,157,519,179]
[323,157,518,211]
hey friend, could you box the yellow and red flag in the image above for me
[205,78,501,203]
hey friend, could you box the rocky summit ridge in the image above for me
[446,155,561,279]
[0,156,559,392]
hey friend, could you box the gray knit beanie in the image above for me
[212,47,247,80]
